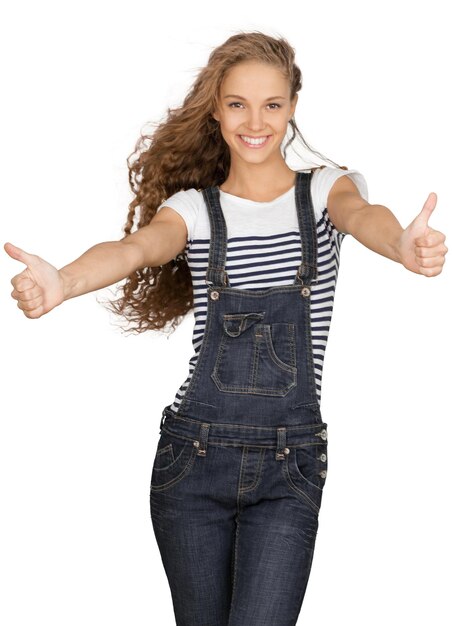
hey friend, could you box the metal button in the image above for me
[319,429,328,441]
[193,440,200,448]
[283,447,290,455]
[319,470,327,479]
[301,286,311,297]
[319,453,327,462]
[210,290,219,300]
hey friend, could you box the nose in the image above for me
[246,108,266,132]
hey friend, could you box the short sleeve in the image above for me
[156,188,201,245]
[310,166,369,237]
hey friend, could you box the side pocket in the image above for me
[151,432,197,492]
[294,442,328,491]
[153,443,175,470]
[282,439,328,515]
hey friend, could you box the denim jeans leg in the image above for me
[150,434,240,626]
[222,438,323,626]
[227,497,319,625]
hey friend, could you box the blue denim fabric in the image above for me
[150,171,328,625]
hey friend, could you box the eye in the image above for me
[227,102,282,110]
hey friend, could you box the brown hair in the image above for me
[107,30,344,334]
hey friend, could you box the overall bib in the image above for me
[150,171,329,626]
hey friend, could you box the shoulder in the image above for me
[156,188,205,243]
[308,165,368,222]
[310,165,368,202]
[157,187,204,211]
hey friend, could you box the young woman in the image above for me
[5,31,447,626]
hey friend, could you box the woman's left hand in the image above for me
[397,193,448,276]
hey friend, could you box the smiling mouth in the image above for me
[238,135,272,148]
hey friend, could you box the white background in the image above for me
[1,1,451,624]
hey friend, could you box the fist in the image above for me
[4,243,65,318]
[398,193,448,277]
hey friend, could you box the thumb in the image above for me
[415,192,437,230]
[4,242,36,267]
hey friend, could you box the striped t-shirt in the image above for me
[156,166,368,413]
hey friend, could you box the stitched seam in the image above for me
[263,324,297,373]
[211,326,296,395]
[211,333,227,383]
[163,416,325,432]
[210,379,296,395]
[303,296,318,397]
[177,295,215,414]
[150,447,197,492]
[153,446,176,471]
[250,331,259,388]
[155,444,172,457]
[211,285,310,297]
[237,446,246,497]
[282,460,320,515]
[239,447,266,493]
[238,446,249,493]
[294,449,324,492]
[230,516,240,615]
[289,323,296,370]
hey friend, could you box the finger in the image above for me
[415,243,448,258]
[418,265,443,277]
[17,295,43,312]
[11,286,41,302]
[4,242,37,267]
[415,192,437,230]
[414,229,446,248]
[11,275,36,291]
[17,301,43,318]
[415,255,446,269]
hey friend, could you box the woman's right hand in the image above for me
[4,243,65,318]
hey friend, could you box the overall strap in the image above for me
[202,185,230,288]
[294,171,318,286]
[202,170,318,289]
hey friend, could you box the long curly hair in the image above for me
[107,30,344,335]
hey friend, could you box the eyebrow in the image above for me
[223,95,287,101]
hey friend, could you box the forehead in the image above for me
[220,61,289,95]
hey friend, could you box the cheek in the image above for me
[220,116,241,134]
[274,116,291,132]
[218,126,236,145]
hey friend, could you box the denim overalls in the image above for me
[150,171,329,626]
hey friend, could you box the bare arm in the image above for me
[60,207,188,299]
[326,175,447,276]
[5,206,188,318]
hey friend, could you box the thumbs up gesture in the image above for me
[397,193,448,276]
[4,243,65,318]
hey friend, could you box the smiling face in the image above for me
[212,61,298,165]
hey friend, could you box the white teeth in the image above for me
[240,135,268,145]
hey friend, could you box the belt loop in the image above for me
[275,427,287,461]
[194,423,210,457]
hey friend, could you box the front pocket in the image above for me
[153,443,175,470]
[281,440,328,515]
[151,432,197,492]
[293,442,328,491]
[211,312,297,396]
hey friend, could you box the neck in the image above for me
[220,157,296,201]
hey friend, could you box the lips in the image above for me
[238,134,271,148]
